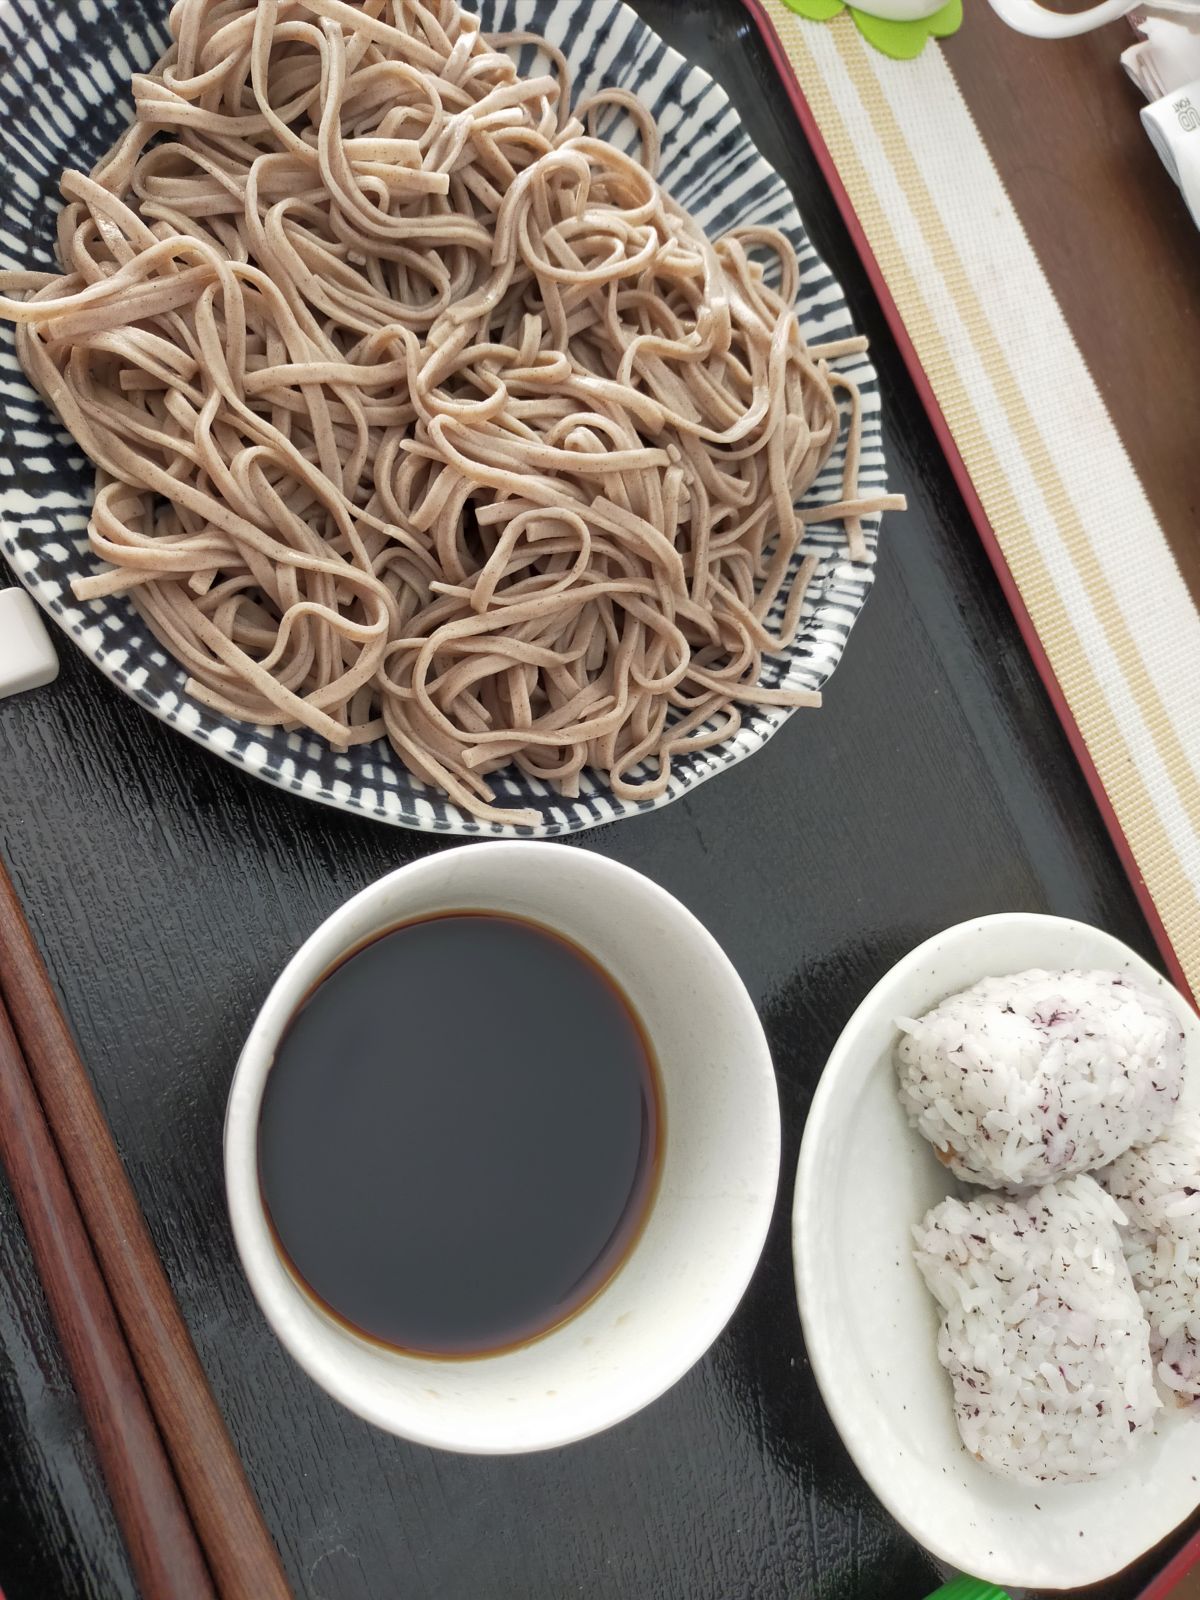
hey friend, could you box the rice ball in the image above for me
[1098,1113,1200,1404]
[897,969,1184,1187]
[914,1176,1160,1482]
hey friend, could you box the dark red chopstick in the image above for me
[0,857,291,1600]
[0,986,216,1598]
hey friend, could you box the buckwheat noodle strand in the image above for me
[0,0,902,825]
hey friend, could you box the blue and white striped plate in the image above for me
[0,0,889,836]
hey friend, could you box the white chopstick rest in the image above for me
[0,589,58,700]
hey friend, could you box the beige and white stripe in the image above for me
[763,4,1200,998]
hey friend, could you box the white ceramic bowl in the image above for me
[226,842,780,1454]
[793,913,1200,1590]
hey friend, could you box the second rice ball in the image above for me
[1098,1112,1200,1405]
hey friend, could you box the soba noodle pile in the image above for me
[0,0,900,824]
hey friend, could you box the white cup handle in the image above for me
[985,0,1137,37]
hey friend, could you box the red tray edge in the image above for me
[733,0,1196,1017]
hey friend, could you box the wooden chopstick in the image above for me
[0,986,216,1599]
[0,857,291,1600]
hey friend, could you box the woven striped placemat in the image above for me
[747,0,1200,1002]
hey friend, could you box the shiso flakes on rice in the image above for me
[1099,1112,1200,1405]
[897,970,1184,1187]
[913,1176,1160,1482]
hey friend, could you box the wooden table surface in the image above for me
[0,2,1196,1596]
[942,5,1200,603]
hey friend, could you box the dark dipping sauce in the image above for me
[257,912,661,1357]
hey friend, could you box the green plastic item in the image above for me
[927,1579,1011,1600]
[779,0,962,60]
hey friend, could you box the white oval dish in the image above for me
[226,842,780,1454]
[793,912,1200,1590]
